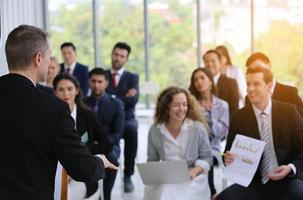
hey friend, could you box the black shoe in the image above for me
[124,176,134,193]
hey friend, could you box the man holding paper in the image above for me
[217,66,303,200]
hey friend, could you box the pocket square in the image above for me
[81,132,89,143]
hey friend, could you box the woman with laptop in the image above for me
[145,87,213,200]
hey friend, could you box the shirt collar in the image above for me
[64,61,77,71]
[270,79,276,95]
[157,119,193,136]
[213,73,220,86]
[252,99,272,117]
[71,104,77,123]
[111,67,124,76]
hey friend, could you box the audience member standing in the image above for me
[215,45,246,107]
[217,66,303,200]
[84,68,125,200]
[245,52,303,117]
[189,67,229,200]
[106,42,139,193]
[203,50,239,115]
[0,24,116,200]
[60,42,89,96]
[145,87,212,200]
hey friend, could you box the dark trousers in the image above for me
[216,177,303,200]
[85,182,98,197]
[103,144,120,200]
[123,119,138,177]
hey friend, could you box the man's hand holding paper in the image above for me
[223,134,265,187]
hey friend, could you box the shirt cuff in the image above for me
[288,163,296,176]
[195,159,210,173]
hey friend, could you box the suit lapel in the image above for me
[245,105,261,139]
[73,63,79,76]
[118,71,126,88]
[216,75,223,96]
[76,106,84,136]
[272,81,281,100]
[271,101,280,149]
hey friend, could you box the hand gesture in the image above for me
[126,88,137,97]
[99,154,118,170]
[269,165,291,181]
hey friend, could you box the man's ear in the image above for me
[33,52,42,67]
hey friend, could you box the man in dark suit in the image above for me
[217,66,303,200]
[203,49,239,115]
[84,68,125,200]
[245,52,303,117]
[0,24,117,200]
[60,42,89,96]
[106,42,139,193]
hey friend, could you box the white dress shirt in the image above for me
[213,73,220,86]
[64,61,76,74]
[158,121,191,161]
[226,65,247,107]
[252,99,296,175]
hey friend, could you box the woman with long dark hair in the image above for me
[53,73,112,199]
[189,67,229,200]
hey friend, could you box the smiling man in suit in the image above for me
[106,42,139,193]
[60,42,89,96]
[245,52,303,117]
[217,66,303,200]
[0,24,117,200]
[203,49,239,115]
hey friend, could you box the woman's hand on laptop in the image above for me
[189,166,203,180]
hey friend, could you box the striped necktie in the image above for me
[259,112,278,184]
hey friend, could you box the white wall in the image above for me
[0,0,47,76]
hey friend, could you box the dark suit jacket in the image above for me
[106,70,139,120]
[0,74,104,200]
[217,74,239,115]
[225,100,303,181]
[84,93,125,145]
[245,81,303,117]
[60,62,89,96]
[76,104,112,154]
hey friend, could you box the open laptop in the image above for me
[137,160,190,185]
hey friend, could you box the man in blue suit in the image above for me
[84,68,125,200]
[106,42,139,193]
[60,42,89,96]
